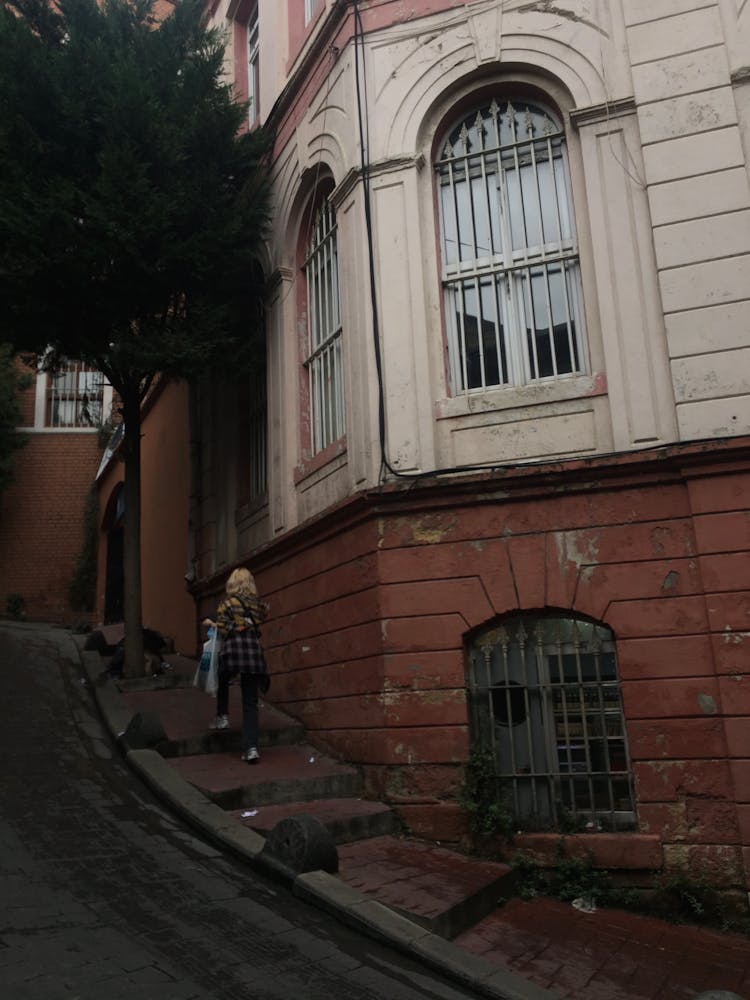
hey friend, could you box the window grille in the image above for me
[46,360,103,428]
[467,615,634,831]
[436,99,587,394]
[247,8,259,124]
[304,198,345,454]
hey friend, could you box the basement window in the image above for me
[467,614,635,831]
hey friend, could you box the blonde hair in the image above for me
[226,567,257,598]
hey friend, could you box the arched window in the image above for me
[467,614,634,831]
[436,99,587,394]
[304,196,345,454]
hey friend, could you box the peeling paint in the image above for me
[409,514,457,545]
[722,626,750,645]
[662,570,679,591]
[517,0,606,35]
[697,693,718,716]
[379,689,403,706]
[556,530,600,571]
[650,527,671,555]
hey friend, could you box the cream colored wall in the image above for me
[214,0,750,536]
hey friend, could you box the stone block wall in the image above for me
[250,439,750,889]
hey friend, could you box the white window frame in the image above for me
[436,98,588,396]
[304,198,345,455]
[304,0,322,27]
[34,359,109,430]
[247,5,259,125]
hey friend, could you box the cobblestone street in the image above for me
[0,622,480,1000]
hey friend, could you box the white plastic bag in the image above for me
[193,628,220,696]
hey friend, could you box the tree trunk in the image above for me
[121,388,144,678]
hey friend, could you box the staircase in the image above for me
[117,666,515,940]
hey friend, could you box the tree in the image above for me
[0,346,30,495]
[0,0,271,674]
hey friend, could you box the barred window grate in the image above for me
[436,99,587,394]
[46,360,103,428]
[248,362,267,502]
[467,615,635,831]
[304,198,345,454]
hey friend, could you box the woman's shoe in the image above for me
[208,715,229,731]
[242,747,260,763]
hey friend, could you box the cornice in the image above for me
[570,97,637,129]
[332,154,424,205]
[266,0,351,134]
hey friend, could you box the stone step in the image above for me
[168,743,363,810]
[337,835,516,940]
[229,797,399,845]
[119,685,304,756]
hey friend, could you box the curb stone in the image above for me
[79,643,560,1000]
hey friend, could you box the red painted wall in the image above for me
[248,441,750,888]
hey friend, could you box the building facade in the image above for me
[122,0,750,891]
[1,359,112,623]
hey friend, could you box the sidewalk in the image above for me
[77,640,750,1000]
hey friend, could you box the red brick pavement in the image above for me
[455,897,750,999]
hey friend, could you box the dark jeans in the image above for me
[216,671,259,750]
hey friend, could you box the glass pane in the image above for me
[440,181,458,267]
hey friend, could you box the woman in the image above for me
[206,567,269,764]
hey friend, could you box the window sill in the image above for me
[435,371,607,421]
[294,437,347,486]
[26,426,102,434]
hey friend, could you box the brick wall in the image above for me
[0,432,102,623]
[243,438,750,889]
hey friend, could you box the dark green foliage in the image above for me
[5,593,26,619]
[0,0,272,395]
[0,345,30,494]
[0,0,271,673]
[513,848,617,906]
[512,850,750,934]
[69,482,99,612]
[460,746,515,842]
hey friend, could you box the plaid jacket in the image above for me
[215,594,269,677]
[215,594,268,636]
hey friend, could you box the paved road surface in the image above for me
[0,622,479,1000]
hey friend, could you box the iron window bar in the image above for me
[305,199,345,454]
[47,360,104,428]
[468,615,635,831]
[437,99,587,394]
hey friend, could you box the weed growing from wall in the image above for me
[460,745,515,843]
[512,848,750,934]
[69,482,99,613]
